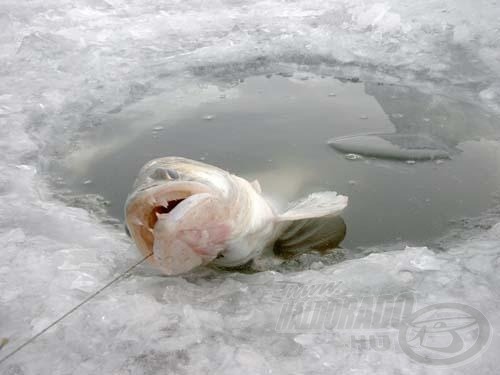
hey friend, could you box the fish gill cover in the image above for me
[0,0,499,374]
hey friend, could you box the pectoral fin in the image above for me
[276,191,348,222]
[251,179,262,193]
[273,216,347,258]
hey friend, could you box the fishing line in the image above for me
[0,253,152,365]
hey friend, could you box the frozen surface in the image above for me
[3,223,500,374]
[0,0,500,373]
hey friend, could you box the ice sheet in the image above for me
[1,0,500,373]
[3,223,500,374]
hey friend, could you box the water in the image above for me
[61,75,500,249]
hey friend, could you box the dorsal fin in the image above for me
[276,191,348,222]
[251,179,262,193]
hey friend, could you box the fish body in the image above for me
[125,157,348,275]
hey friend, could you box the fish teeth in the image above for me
[158,199,170,207]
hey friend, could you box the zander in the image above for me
[125,157,348,275]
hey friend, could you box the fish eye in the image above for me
[150,168,179,180]
[166,168,179,179]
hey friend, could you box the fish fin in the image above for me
[276,191,348,222]
[251,179,262,193]
[273,216,346,257]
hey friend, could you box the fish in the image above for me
[124,157,348,275]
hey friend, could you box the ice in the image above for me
[2,226,500,374]
[0,0,500,373]
[0,164,140,354]
[329,133,452,161]
[344,153,363,160]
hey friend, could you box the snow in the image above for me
[0,0,499,374]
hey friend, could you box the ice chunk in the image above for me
[328,133,452,161]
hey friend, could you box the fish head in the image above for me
[125,158,233,275]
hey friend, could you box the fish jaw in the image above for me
[153,193,232,275]
[125,182,232,275]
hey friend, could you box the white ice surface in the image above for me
[1,0,500,374]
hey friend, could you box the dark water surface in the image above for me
[61,75,500,249]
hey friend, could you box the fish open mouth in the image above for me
[125,181,212,260]
[149,198,186,228]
